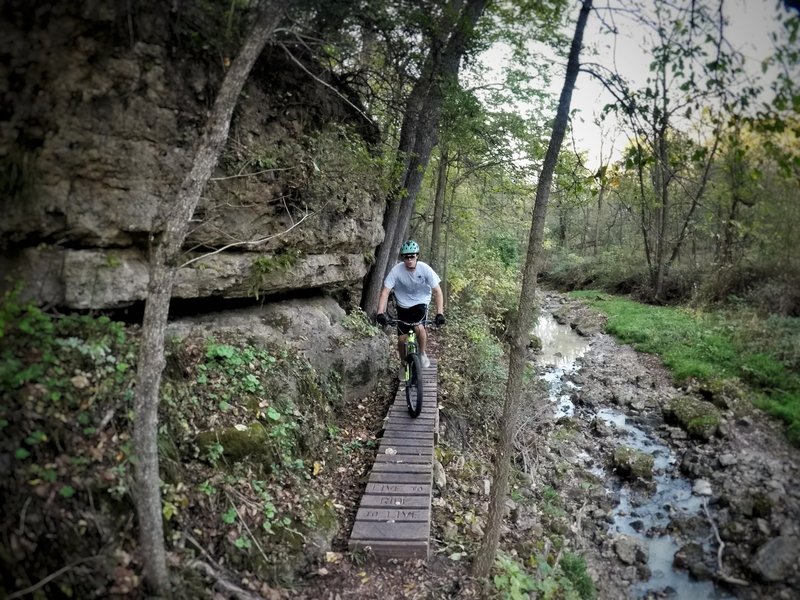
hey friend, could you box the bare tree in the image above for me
[471,0,593,578]
[132,2,286,594]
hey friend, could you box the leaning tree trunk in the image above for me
[360,0,489,314]
[471,0,593,578]
[132,3,285,594]
[429,146,448,273]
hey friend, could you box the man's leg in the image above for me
[397,334,408,361]
[416,325,427,354]
[416,324,431,368]
[396,334,408,380]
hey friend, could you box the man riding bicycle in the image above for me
[376,240,445,378]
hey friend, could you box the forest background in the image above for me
[1,0,799,597]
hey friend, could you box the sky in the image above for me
[570,0,792,168]
[476,0,797,170]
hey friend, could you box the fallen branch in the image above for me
[188,559,263,600]
[210,166,296,181]
[7,555,99,600]
[179,210,313,269]
[701,498,749,586]
[225,491,272,567]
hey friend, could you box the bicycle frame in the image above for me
[402,329,420,382]
[386,317,431,417]
[389,318,430,377]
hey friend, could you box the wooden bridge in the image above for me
[348,359,439,559]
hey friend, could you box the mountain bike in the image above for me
[386,318,432,418]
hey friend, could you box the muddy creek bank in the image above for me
[525,293,800,599]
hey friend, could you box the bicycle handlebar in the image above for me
[383,318,434,327]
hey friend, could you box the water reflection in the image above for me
[532,314,590,418]
[531,315,590,367]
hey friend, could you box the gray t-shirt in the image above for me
[384,261,441,308]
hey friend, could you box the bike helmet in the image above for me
[400,240,420,255]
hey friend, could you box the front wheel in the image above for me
[405,353,424,417]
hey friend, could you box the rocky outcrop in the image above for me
[1,1,383,308]
[167,297,391,403]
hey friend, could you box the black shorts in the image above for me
[396,304,427,334]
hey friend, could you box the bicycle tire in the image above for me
[405,353,424,417]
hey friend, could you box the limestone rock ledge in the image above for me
[1,247,370,309]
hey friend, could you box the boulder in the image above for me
[663,396,721,440]
[612,446,655,480]
[168,296,391,402]
[750,536,800,583]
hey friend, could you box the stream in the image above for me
[532,312,732,599]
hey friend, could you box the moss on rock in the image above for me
[196,422,275,462]
[664,396,721,440]
[696,377,752,414]
[612,446,655,480]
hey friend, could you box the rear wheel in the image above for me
[405,353,424,417]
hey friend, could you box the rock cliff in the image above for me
[1,0,391,390]
[1,0,383,308]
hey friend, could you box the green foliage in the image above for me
[449,245,521,333]
[558,552,596,599]
[222,123,388,207]
[493,551,595,600]
[340,308,380,337]
[305,124,391,200]
[571,291,800,443]
[441,307,507,425]
[247,250,303,299]
[172,0,256,62]
[0,291,139,593]
[545,249,648,296]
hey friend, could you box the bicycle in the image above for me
[386,317,433,418]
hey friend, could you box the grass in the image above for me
[570,291,800,443]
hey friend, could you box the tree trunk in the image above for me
[593,180,606,256]
[429,147,448,273]
[361,0,489,314]
[471,0,593,578]
[442,191,453,307]
[132,3,285,594]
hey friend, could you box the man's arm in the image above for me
[377,286,391,314]
[432,285,444,315]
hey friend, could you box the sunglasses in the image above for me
[402,254,418,260]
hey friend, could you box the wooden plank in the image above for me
[368,471,430,485]
[383,427,435,437]
[358,494,430,508]
[364,482,430,495]
[350,520,429,541]
[379,436,433,446]
[388,404,437,411]
[381,429,434,437]
[386,412,437,421]
[355,507,430,522]
[378,446,433,460]
[386,412,436,421]
[379,439,433,450]
[378,446,432,456]
[380,431,433,441]
[373,454,431,464]
[348,539,428,559]
[348,361,438,561]
[371,463,430,473]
